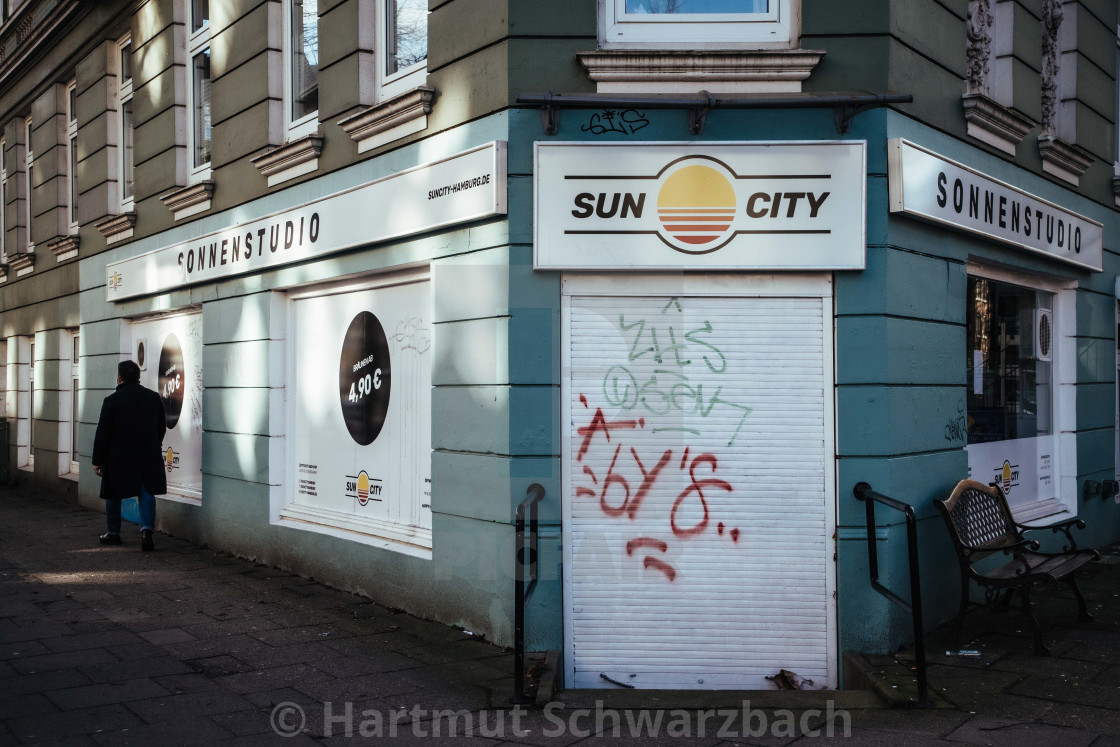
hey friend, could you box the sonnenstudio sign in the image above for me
[888,139,1103,272]
[105,142,506,301]
[534,141,866,271]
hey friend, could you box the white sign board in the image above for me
[966,435,1054,508]
[132,312,203,500]
[888,138,1103,271]
[286,277,432,552]
[106,142,507,301]
[534,142,866,271]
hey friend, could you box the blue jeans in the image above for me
[105,485,156,534]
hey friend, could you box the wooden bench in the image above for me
[935,479,1099,655]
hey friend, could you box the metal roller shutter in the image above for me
[565,293,834,690]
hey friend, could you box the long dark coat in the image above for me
[92,381,168,499]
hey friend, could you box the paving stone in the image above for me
[126,689,257,721]
[41,629,144,653]
[185,654,256,677]
[11,647,119,675]
[206,707,279,736]
[943,715,1098,746]
[46,677,171,710]
[4,703,144,742]
[215,663,332,694]
[1009,675,1120,710]
[138,628,197,645]
[0,691,59,719]
[79,655,194,683]
[0,667,92,697]
[90,714,235,746]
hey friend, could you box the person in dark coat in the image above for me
[92,360,167,551]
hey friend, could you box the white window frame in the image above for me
[66,80,78,233]
[23,116,32,252]
[966,261,1078,523]
[599,0,796,50]
[61,329,79,476]
[1,136,6,264]
[275,268,433,559]
[377,0,428,101]
[283,0,319,139]
[187,2,211,181]
[116,35,134,212]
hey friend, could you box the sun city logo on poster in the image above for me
[566,156,831,255]
[994,460,1020,494]
[164,447,180,473]
[345,470,382,506]
[108,271,124,291]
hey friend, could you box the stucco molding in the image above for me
[1040,0,1063,135]
[1037,135,1092,186]
[0,0,84,88]
[961,93,1036,155]
[7,252,33,277]
[965,0,993,96]
[94,212,137,246]
[0,264,7,283]
[251,134,324,187]
[46,235,79,263]
[1113,174,1120,208]
[160,181,215,221]
[576,49,826,94]
[338,87,435,155]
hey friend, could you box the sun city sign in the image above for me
[534,142,866,271]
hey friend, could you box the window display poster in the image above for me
[290,280,432,535]
[131,313,204,497]
[965,435,1054,507]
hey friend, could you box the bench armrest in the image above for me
[1017,517,1087,552]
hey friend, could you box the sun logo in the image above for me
[656,160,737,253]
[357,471,370,504]
[1002,460,1012,492]
[108,272,124,290]
[164,447,179,473]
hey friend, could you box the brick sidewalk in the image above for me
[4,486,1120,745]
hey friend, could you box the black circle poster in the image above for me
[338,311,391,446]
[158,333,185,429]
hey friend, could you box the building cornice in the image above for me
[962,93,1036,155]
[1037,135,1093,186]
[46,234,79,262]
[338,87,435,154]
[7,251,33,277]
[251,134,324,187]
[94,212,137,245]
[0,0,85,88]
[577,49,826,94]
[160,181,215,221]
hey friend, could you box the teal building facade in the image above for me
[0,0,1116,689]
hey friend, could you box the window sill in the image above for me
[46,235,80,263]
[1037,135,1092,187]
[577,49,825,94]
[7,252,34,277]
[961,94,1036,156]
[250,134,324,187]
[337,87,435,155]
[60,471,79,482]
[276,502,432,560]
[94,213,137,245]
[160,181,215,221]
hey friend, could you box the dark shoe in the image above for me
[140,530,154,552]
[99,533,122,545]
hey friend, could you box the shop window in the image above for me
[188,0,211,180]
[117,37,134,211]
[279,271,433,558]
[130,312,204,502]
[600,0,793,48]
[966,271,1073,520]
[379,0,428,100]
[16,335,32,469]
[66,81,78,232]
[61,329,79,476]
[285,0,318,138]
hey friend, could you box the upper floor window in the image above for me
[285,0,318,137]
[117,36,134,211]
[380,0,427,98]
[188,0,211,179]
[66,80,78,232]
[600,0,793,48]
[23,116,32,251]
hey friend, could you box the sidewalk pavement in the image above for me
[1,485,1120,745]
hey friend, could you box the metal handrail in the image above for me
[853,482,931,707]
[513,483,545,704]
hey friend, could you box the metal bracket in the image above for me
[541,97,559,136]
[687,90,716,135]
[834,101,879,134]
